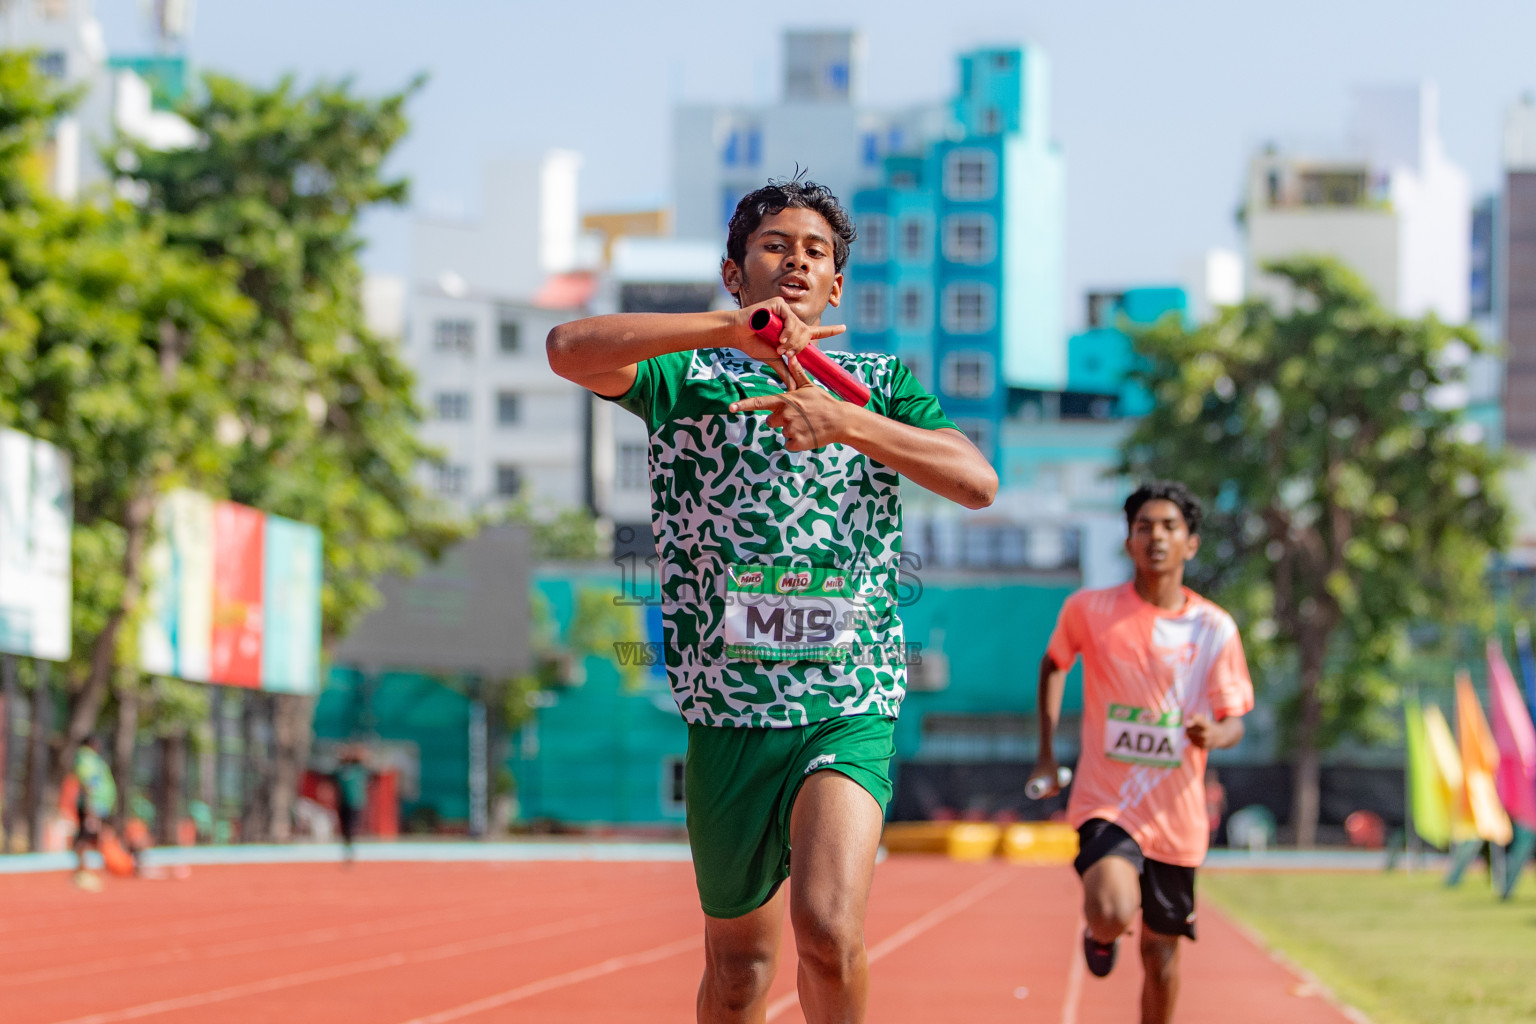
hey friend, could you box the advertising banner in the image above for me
[210,502,264,688]
[0,428,72,662]
[261,514,322,694]
[141,490,321,693]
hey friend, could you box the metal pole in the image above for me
[26,660,52,852]
[468,678,487,838]
[1,654,18,849]
[210,686,224,837]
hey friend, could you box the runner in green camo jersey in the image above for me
[548,177,997,1024]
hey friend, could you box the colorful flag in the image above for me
[1487,640,1536,831]
[1405,699,1451,848]
[1517,623,1536,719]
[1423,703,1474,842]
[1455,671,1513,846]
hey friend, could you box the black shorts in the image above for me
[75,801,100,844]
[338,802,358,843]
[1074,818,1197,940]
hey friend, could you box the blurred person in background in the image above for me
[334,747,370,864]
[72,735,117,891]
[1204,767,1226,846]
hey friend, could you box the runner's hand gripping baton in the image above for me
[750,308,872,407]
[1026,766,1073,800]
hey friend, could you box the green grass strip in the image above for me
[1202,868,1536,1024]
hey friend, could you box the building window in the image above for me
[952,418,993,453]
[898,217,927,260]
[434,391,470,421]
[942,283,996,333]
[942,215,996,264]
[901,354,931,389]
[37,51,67,78]
[980,107,1002,135]
[721,187,743,231]
[862,132,880,167]
[617,442,648,490]
[434,464,468,496]
[498,319,520,354]
[944,149,997,201]
[662,757,686,813]
[433,318,474,353]
[859,214,888,263]
[495,464,523,498]
[497,392,521,426]
[943,351,996,399]
[896,285,927,330]
[856,284,887,332]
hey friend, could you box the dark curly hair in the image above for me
[723,175,857,276]
[1124,480,1204,536]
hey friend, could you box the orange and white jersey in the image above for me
[1047,583,1253,867]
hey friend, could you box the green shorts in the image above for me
[685,715,896,919]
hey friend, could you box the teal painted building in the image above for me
[846,45,1065,463]
[319,565,1084,828]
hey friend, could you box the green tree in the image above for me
[0,52,255,816]
[1120,257,1507,846]
[120,73,460,838]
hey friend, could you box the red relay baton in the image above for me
[749,309,872,407]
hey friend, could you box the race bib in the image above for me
[722,564,879,662]
[1105,704,1185,768]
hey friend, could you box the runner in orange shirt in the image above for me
[1029,480,1253,1024]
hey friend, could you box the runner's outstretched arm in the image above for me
[1029,654,1070,794]
[729,383,998,509]
[547,301,841,397]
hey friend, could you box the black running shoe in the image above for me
[1082,931,1118,978]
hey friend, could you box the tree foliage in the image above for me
[121,72,457,644]
[1121,256,1507,844]
[0,52,255,786]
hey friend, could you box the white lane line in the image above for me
[2,902,516,987]
[1059,915,1085,1024]
[45,901,673,1024]
[395,935,702,1024]
[764,868,1015,1021]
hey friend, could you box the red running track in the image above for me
[0,858,1356,1023]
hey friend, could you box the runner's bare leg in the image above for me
[700,889,786,1024]
[789,770,883,1024]
[1138,928,1181,1024]
[1081,855,1140,944]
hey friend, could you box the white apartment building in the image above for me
[0,0,195,199]
[591,236,730,548]
[406,156,595,513]
[672,29,944,245]
[1244,82,1470,323]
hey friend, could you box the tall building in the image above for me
[1243,83,1470,323]
[845,45,1066,463]
[0,0,194,198]
[671,30,945,247]
[405,156,597,512]
[1502,96,1536,449]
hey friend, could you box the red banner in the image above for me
[209,501,264,687]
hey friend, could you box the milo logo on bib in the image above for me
[1105,704,1185,768]
[776,571,813,593]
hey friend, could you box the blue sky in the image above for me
[98,0,1536,326]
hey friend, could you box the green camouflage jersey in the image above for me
[608,346,957,728]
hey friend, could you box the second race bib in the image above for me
[1105,704,1184,768]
